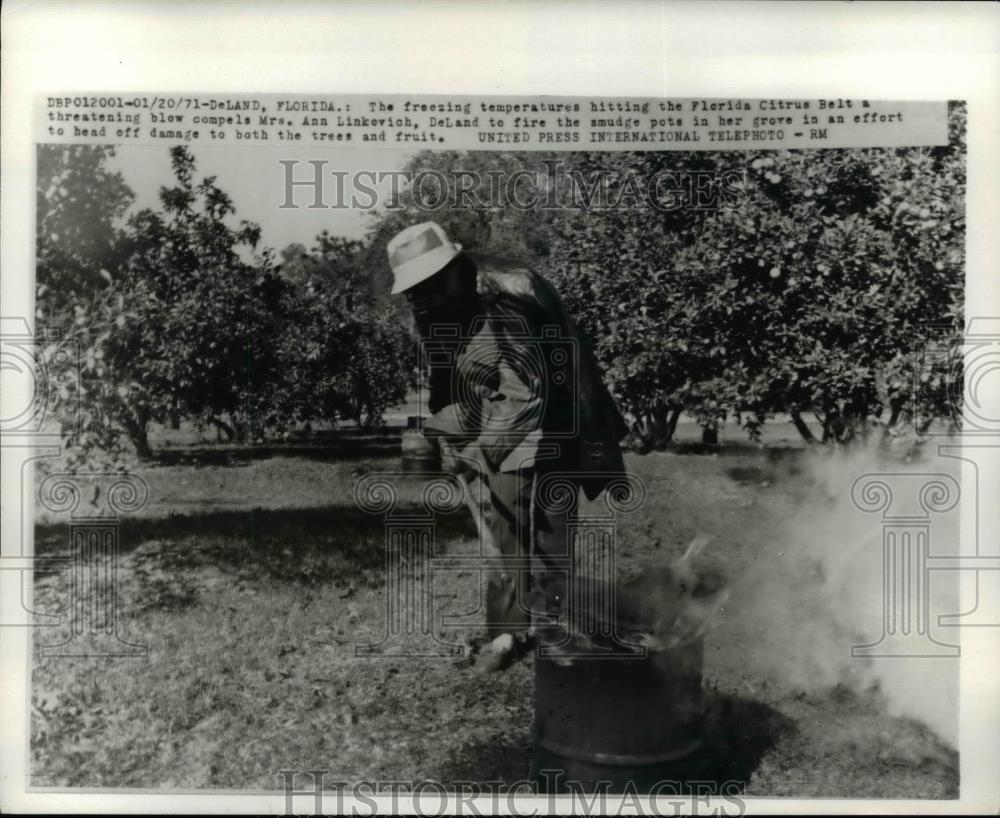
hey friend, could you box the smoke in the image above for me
[714,440,961,748]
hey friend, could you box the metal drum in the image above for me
[532,577,706,793]
[400,416,439,474]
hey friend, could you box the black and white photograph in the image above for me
[2,3,999,816]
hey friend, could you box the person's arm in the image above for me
[425,317,546,474]
[471,353,544,470]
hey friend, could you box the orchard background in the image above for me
[27,104,967,796]
[35,103,965,468]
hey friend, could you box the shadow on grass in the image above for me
[34,504,478,589]
[725,448,813,486]
[681,692,794,793]
[436,734,535,787]
[146,431,808,469]
[150,430,406,468]
[436,692,791,795]
[663,441,806,459]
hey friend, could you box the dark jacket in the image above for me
[425,255,627,500]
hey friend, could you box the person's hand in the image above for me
[438,439,468,479]
[438,439,463,476]
[424,405,477,448]
[439,439,486,482]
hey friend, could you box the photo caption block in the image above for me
[37,94,948,151]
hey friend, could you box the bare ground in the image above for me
[30,428,958,797]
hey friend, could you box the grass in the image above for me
[30,434,958,796]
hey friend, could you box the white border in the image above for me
[3,1,999,814]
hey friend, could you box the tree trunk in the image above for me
[880,402,903,448]
[232,417,249,444]
[649,406,677,450]
[665,407,682,442]
[790,409,818,444]
[648,408,668,439]
[122,406,152,460]
[211,417,236,442]
[132,426,152,460]
[886,403,902,429]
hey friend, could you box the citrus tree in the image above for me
[272,234,416,431]
[543,103,966,446]
[36,145,135,470]
[37,146,417,467]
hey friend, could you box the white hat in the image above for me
[386,222,463,295]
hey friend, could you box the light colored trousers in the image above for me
[471,469,577,640]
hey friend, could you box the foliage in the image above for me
[36,145,134,305]
[271,234,416,430]
[362,150,557,300]
[36,145,135,471]
[541,103,966,446]
[36,103,967,466]
[107,146,284,453]
[36,147,415,468]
